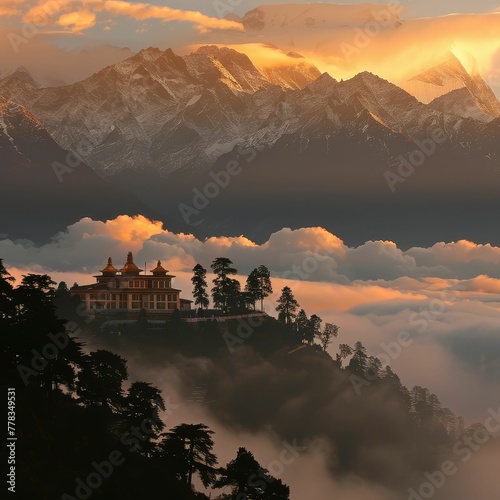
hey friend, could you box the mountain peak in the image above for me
[5,66,40,88]
[307,72,338,94]
[401,51,500,117]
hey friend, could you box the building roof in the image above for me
[120,252,143,275]
[100,257,118,275]
[151,260,168,276]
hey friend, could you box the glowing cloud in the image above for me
[19,0,243,34]
[201,5,500,92]
[99,1,243,33]
[56,9,95,32]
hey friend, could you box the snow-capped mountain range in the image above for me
[0,46,498,179]
[1,45,500,244]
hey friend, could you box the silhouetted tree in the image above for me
[76,350,128,411]
[305,314,322,345]
[124,381,165,453]
[336,343,353,368]
[0,258,15,326]
[192,264,209,309]
[245,265,273,311]
[317,323,339,352]
[159,423,217,489]
[211,258,238,313]
[11,273,84,397]
[294,309,308,339]
[348,341,368,377]
[366,356,382,380]
[225,278,242,314]
[53,280,81,322]
[215,447,290,499]
[276,287,299,325]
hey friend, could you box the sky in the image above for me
[1,1,500,96]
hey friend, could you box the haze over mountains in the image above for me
[1,42,500,245]
[0,95,159,240]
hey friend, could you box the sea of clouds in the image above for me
[3,214,500,499]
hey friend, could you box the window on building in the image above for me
[156,293,166,310]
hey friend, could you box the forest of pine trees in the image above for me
[1,257,483,499]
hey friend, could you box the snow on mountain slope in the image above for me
[399,53,500,120]
[429,88,496,123]
[0,45,319,175]
[1,45,499,184]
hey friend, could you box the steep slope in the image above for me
[0,97,161,241]
[5,67,40,88]
[400,53,500,119]
[0,45,324,176]
[256,52,322,90]
[429,88,496,122]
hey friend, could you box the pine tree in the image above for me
[294,309,308,339]
[245,269,260,310]
[211,258,238,313]
[275,286,299,325]
[305,314,322,345]
[256,265,273,311]
[159,423,218,489]
[191,264,209,309]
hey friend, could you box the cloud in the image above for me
[196,5,500,94]
[56,9,95,32]
[0,0,23,16]
[0,29,133,85]
[3,215,500,284]
[0,6,17,16]
[4,215,500,491]
[100,0,243,33]
[17,0,243,34]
